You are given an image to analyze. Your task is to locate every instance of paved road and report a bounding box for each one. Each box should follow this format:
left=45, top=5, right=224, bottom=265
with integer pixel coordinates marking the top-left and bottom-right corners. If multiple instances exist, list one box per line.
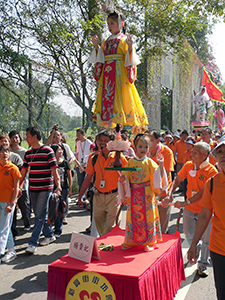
left=0, top=193, right=217, bottom=299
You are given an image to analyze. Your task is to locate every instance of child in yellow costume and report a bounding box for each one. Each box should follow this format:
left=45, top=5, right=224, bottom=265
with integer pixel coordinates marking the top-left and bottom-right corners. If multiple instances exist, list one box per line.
left=120, top=134, right=168, bottom=252
left=89, top=9, right=148, bottom=132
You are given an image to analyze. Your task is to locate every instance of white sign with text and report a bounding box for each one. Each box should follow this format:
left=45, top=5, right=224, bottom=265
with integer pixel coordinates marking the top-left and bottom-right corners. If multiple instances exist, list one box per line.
left=68, top=232, right=101, bottom=263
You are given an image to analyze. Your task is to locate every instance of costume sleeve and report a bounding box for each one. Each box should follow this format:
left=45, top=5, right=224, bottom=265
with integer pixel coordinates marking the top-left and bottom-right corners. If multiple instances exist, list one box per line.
left=200, top=178, right=213, bottom=209
left=149, top=159, right=161, bottom=194
left=94, top=62, right=104, bottom=81
left=124, top=46, right=141, bottom=67
left=89, top=42, right=105, bottom=82
left=122, top=159, right=131, bottom=182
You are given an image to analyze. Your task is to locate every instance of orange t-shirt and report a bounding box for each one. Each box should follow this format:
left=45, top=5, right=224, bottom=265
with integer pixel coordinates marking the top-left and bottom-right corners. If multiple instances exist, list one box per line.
left=85, top=152, right=127, bottom=193
left=178, top=161, right=218, bottom=213
left=174, top=140, right=187, bottom=163
left=168, top=141, right=175, bottom=153
left=200, top=171, right=225, bottom=256
left=0, top=161, right=22, bottom=203
left=152, top=144, right=174, bottom=187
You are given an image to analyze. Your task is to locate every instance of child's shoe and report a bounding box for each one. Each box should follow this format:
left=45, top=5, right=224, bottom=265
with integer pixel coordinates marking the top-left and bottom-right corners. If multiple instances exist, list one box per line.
left=144, top=245, right=155, bottom=252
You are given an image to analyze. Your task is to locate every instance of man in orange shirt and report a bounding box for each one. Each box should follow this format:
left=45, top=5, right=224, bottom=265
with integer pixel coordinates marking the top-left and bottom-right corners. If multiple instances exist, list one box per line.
left=148, top=130, right=175, bottom=233
left=164, top=142, right=218, bottom=277
left=188, top=136, right=225, bottom=298
left=201, top=127, right=217, bottom=166
left=78, top=130, right=127, bottom=236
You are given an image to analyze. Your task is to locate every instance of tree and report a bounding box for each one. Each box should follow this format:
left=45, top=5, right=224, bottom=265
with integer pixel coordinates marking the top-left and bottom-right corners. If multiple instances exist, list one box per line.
left=1, top=0, right=225, bottom=131
left=0, top=1, right=56, bottom=126
left=4, top=0, right=103, bottom=130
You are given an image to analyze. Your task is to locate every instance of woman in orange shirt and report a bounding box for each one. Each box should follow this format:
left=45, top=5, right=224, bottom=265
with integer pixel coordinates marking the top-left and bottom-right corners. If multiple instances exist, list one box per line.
left=188, top=135, right=225, bottom=300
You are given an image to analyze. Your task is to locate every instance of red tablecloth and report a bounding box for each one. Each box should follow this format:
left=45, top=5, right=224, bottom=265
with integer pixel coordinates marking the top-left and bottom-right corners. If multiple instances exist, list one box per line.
left=48, top=226, right=185, bottom=300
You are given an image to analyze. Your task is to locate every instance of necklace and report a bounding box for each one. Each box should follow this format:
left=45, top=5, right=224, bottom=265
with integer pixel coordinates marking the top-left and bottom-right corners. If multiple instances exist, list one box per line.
left=27, top=146, right=42, bottom=173
left=80, top=140, right=86, bottom=163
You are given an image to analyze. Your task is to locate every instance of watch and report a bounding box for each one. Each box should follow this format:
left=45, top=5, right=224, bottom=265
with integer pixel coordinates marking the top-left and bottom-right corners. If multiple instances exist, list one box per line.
left=186, top=199, right=191, bottom=205
left=56, top=187, right=62, bottom=192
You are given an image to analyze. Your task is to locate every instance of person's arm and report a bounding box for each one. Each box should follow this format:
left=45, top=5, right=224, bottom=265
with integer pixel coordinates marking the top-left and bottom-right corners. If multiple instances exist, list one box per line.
left=126, top=33, right=133, bottom=54
left=73, top=156, right=84, bottom=172
left=91, top=35, right=100, bottom=54
left=19, top=168, right=27, bottom=197
left=67, top=169, right=73, bottom=197
left=78, top=174, right=93, bottom=209
left=52, top=167, right=61, bottom=196
left=45, top=128, right=55, bottom=146
left=161, top=175, right=183, bottom=207
left=168, top=175, right=183, bottom=196
left=69, top=157, right=73, bottom=164
left=174, top=187, right=205, bottom=209
left=187, top=207, right=212, bottom=264
left=5, top=178, right=20, bottom=213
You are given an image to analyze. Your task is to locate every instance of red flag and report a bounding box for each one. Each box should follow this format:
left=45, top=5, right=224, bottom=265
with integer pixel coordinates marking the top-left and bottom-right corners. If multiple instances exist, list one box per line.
left=202, top=68, right=225, bottom=102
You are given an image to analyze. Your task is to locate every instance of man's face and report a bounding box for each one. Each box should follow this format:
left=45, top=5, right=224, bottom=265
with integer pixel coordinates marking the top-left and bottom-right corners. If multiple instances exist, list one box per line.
left=216, top=144, right=225, bottom=170
left=53, top=131, right=62, bottom=144
left=181, top=133, right=188, bottom=141
left=191, top=146, right=207, bottom=166
left=76, top=132, right=84, bottom=141
left=99, top=135, right=110, bottom=150
left=165, top=137, right=172, bottom=143
left=26, top=131, right=36, bottom=147
left=10, top=134, right=20, bottom=146
left=0, top=138, right=10, bottom=147
left=149, top=133, right=158, bottom=152
left=201, top=130, right=210, bottom=143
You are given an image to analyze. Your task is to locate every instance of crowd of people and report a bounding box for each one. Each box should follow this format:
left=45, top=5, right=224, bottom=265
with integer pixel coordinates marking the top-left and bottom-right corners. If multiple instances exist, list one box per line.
left=1, top=125, right=225, bottom=299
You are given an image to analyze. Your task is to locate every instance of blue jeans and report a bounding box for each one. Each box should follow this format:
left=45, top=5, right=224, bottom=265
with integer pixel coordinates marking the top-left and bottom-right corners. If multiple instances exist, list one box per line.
left=210, top=250, right=225, bottom=300
left=29, top=190, right=54, bottom=246
left=0, top=202, right=15, bottom=255
left=76, top=167, right=86, bottom=199
left=183, top=208, right=211, bottom=267
left=54, top=189, right=68, bottom=235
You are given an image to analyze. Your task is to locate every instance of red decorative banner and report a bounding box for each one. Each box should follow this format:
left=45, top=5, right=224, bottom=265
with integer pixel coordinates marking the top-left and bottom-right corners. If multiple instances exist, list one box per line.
left=202, top=68, right=225, bottom=103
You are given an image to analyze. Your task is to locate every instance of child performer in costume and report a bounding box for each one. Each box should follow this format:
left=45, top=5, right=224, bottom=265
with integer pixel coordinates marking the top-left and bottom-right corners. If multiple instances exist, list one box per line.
left=119, top=134, right=168, bottom=252
left=89, top=9, right=148, bottom=132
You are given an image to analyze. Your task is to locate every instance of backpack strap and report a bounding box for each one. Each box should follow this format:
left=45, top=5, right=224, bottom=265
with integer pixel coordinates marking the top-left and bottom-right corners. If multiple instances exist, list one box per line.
left=92, top=153, right=99, bottom=183
left=210, top=177, right=214, bottom=194
left=92, top=153, right=99, bottom=167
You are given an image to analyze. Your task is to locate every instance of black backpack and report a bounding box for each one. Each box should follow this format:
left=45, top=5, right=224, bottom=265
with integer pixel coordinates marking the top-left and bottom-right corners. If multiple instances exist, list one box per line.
left=47, top=193, right=66, bottom=225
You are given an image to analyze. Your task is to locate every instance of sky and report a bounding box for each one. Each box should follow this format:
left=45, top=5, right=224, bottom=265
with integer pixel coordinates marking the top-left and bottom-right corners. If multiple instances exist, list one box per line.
left=209, top=21, right=225, bottom=83
left=54, top=20, right=225, bottom=116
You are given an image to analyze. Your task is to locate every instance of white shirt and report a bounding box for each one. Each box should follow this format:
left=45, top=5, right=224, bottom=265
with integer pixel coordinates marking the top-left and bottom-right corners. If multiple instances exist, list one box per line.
left=62, top=143, right=75, bottom=162
left=76, top=139, right=92, bottom=167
